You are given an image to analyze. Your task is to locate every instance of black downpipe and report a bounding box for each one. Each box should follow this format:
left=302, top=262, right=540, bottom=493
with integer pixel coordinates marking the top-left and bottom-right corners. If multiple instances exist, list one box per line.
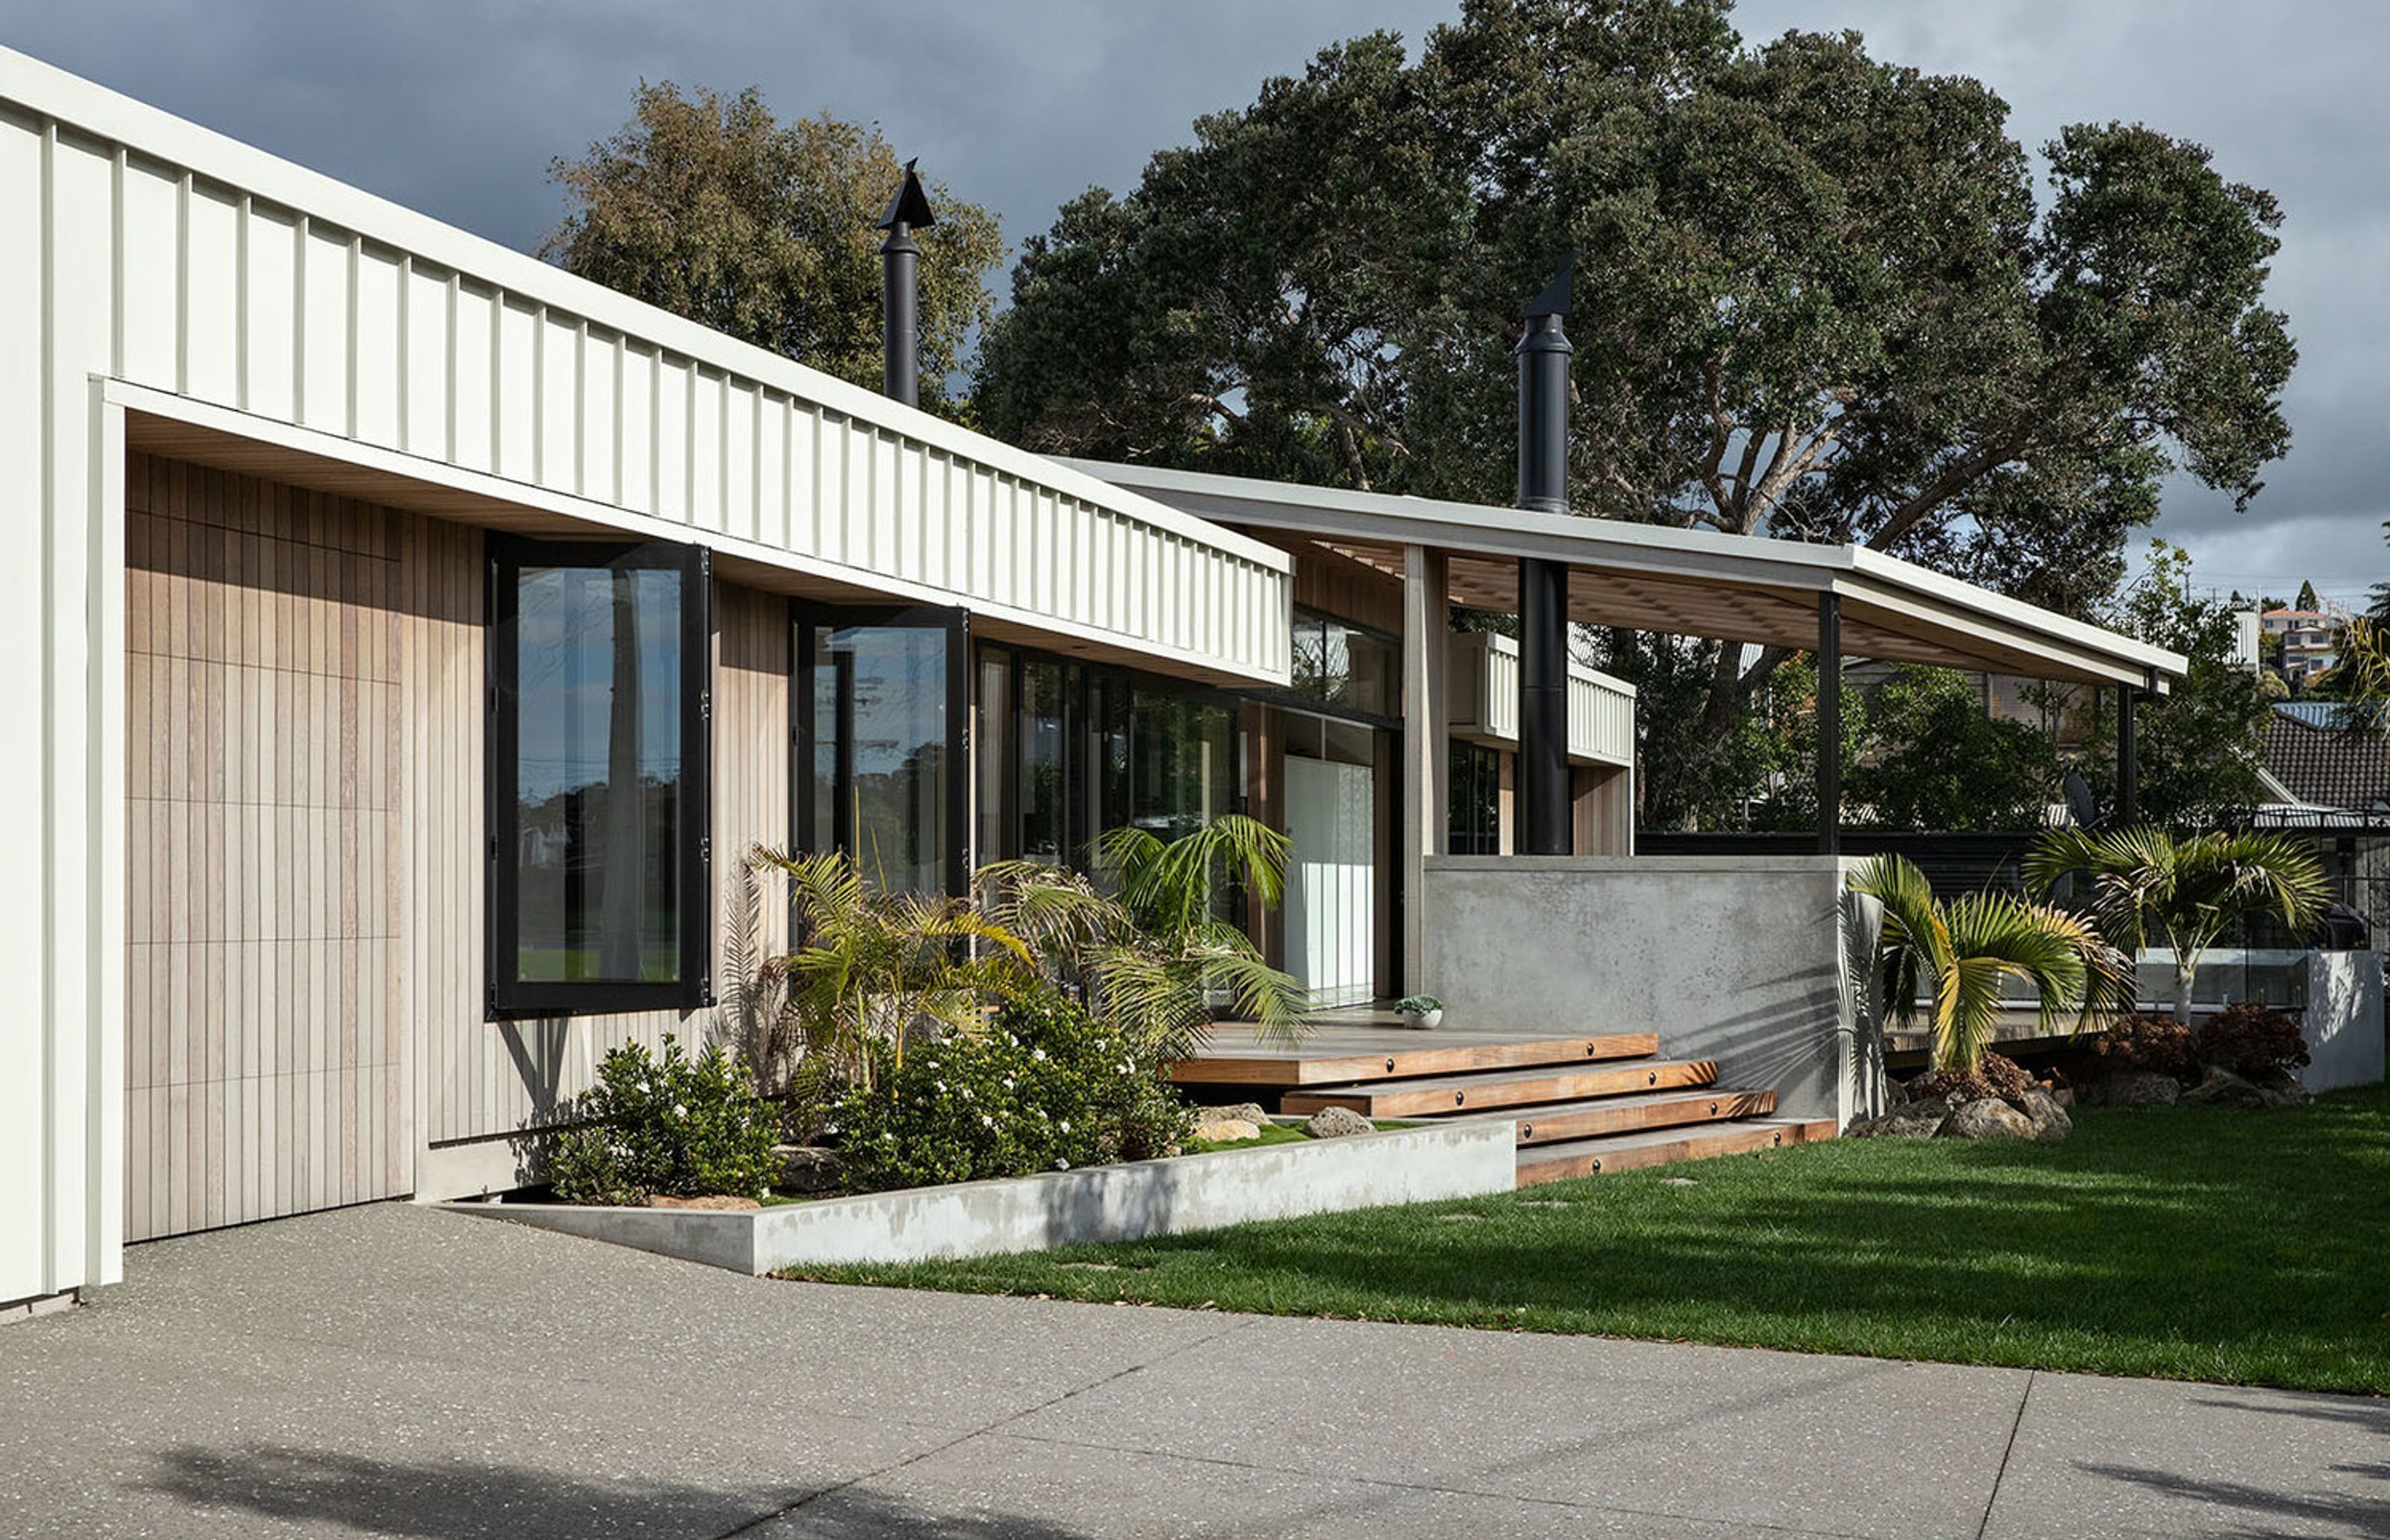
left=876, top=159, right=936, bottom=407
left=1516, top=257, right=1574, bottom=855
left=2117, top=683, right=2140, bottom=827
left=1817, top=593, right=1841, bottom=857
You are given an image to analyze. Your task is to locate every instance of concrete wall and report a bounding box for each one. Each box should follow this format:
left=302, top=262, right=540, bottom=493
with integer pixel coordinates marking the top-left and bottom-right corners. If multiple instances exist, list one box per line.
left=2304, top=951, right=2385, bottom=1093
left=1421, top=856, right=1885, bottom=1126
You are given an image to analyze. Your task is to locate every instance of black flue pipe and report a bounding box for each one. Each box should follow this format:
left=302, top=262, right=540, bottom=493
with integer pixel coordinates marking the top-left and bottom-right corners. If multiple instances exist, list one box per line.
left=1817, top=593, right=1841, bottom=856
left=1516, top=258, right=1575, bottom=855
left=876, top=160, right=936, bottom=407
left=2117, top=683, right=2140, bottom=827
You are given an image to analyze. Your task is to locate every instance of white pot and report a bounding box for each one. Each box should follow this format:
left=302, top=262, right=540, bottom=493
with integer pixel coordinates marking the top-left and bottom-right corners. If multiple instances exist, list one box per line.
left=1400, top=1008, right=1443, bottom=1031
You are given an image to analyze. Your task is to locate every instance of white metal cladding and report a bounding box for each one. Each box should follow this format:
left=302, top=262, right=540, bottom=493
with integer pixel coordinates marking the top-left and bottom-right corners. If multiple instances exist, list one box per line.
left=1448, top=633, right=1636, bottom=767
left=0, top=47, right=1294, bottom=1299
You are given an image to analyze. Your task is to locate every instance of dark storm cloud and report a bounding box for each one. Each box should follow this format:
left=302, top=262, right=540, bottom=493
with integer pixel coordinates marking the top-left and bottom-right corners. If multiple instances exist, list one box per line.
left=4, top=0, right=2376, bottom=597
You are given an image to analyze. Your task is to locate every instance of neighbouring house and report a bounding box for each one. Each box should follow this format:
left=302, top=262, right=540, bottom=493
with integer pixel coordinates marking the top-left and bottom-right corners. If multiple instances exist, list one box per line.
left=2262, top=607, right=2347, bottom=684
left=1, top=46, right=2195, bottom=1312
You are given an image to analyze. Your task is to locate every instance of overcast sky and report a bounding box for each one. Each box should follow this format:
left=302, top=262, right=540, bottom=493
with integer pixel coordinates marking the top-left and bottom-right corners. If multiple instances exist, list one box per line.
left=4, top=1, right=2378, bottom=608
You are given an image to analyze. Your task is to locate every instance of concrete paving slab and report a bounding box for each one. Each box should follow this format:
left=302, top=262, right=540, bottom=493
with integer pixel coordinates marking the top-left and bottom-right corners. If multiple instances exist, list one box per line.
left=749, top=1433, right=1806, bottom=1539
left=1984, top=1372, right=2390, bottom=1539
left=2, top=1201, right=2381, bottom=1540
left=1004, top=1310, right=2027, bottom=1538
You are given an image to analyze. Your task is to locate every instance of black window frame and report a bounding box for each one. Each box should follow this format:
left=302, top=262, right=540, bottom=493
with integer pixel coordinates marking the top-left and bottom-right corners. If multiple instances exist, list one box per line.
left=793, top=602, right=973, bottom=899
left=486, top=534, right=713, bottom=1019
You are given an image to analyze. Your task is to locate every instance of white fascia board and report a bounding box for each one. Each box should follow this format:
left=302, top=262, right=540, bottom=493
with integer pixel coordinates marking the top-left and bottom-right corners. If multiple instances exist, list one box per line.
left=1076, top=457, right=2186, bottom=689
left=0, top=45, right=1289, bottom=578
left=106, top=379, right=1289, bottom=686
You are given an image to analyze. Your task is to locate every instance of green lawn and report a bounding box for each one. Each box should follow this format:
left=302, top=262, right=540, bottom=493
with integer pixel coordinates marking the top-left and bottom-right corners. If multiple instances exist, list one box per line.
left=782, top=1084, right=2390, bottom=1394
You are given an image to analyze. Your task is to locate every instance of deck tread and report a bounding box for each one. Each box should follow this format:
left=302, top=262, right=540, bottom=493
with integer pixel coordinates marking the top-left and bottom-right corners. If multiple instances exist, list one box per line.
left=1514, top=1117, right=1837, bottom=1184
left=1281, top=1058, right=1717, bottom=1118
left=1486, top=1087, right=1778, bottom=1145
left=1173, top=1032, right=1660, bottom=1088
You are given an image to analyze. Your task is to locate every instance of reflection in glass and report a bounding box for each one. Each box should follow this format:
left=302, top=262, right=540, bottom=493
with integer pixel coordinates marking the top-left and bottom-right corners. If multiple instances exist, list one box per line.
left=1290, top=608, right=1398, bottom=716
left=1022, top=660, right=1071, bottom=863
left=975, top=649, right=1013, bottom=864
left=812, top=622, right=951, bottom=894
left=1449, top=741, right=1502, bottom=855
left=513, top=565, right=684, bottom=984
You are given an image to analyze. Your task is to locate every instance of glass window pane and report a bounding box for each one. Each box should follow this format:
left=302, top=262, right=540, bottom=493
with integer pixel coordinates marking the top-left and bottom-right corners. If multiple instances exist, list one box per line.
left=512, top=563, right=684, bottom=985
left=1022, top=660, right=1070, bottom=864
left=974, top=648, right=1013, bottom=865
left=814, top=621, right=951, bottom=894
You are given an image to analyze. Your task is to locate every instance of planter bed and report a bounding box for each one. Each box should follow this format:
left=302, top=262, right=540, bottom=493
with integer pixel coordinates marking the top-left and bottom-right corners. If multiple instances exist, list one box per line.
left=446, top=1117, right=1518, bottom=1274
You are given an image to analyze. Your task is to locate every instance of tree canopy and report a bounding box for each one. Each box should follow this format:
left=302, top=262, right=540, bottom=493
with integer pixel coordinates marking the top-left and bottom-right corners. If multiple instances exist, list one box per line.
left=977, top=0, right=2295, bottom=825
left=545, top=83, right=1003, bottom=417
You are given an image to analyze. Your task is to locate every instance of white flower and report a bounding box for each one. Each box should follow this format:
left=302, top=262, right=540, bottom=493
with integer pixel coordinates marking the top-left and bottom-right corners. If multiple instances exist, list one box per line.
left=1058, top=1119, right=1071, bottom=1133
left=982, top=1113, right=996, bottom=1128
left=1032, top=1048, right=1047, bottom=1062
left=1054, top=1159, right=1071, bottom=1171
left=1002, top=1077, right=1016, bottom=1089
left=671, top=1103, right=688, bottom=1118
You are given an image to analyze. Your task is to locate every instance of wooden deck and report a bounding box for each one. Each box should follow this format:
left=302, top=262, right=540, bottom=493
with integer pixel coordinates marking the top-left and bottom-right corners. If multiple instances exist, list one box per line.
left=1173, top=1016, right=1658, bottom=1088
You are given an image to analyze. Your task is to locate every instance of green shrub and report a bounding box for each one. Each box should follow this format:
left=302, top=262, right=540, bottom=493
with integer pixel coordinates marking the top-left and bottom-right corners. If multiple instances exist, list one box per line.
left=2086, top=1013, right=2197, bottom=1077
left=834, top=993, right=1194, bottom=1193
left=550, top=1034, right=783, bottom=1204
left=2195, top=1002, right=2310, bottom=1077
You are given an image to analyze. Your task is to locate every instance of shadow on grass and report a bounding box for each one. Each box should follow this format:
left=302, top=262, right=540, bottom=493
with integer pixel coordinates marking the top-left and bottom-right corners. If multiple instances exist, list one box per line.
left=807, top=1089, right=2390, bottom=1393
left=146, top=1444, right=1095, bottom=1540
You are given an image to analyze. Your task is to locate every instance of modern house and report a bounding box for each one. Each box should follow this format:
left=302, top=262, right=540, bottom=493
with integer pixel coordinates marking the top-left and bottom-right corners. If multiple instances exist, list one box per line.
left=1, top=46, right=2189, bottom=1313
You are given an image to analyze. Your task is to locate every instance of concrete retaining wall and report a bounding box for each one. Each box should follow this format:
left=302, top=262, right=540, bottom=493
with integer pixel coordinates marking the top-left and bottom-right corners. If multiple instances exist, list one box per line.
left=451, top=1118, right=1520, bottom=1274
left=1422, top=855, right=1885, bottom=1126
left=2304, top=951, right=2385, bottom=1092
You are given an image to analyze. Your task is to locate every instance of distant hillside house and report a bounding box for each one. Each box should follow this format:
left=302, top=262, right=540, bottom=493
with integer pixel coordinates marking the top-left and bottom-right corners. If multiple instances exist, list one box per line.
left=2261, top=607, right=2348, bottom=684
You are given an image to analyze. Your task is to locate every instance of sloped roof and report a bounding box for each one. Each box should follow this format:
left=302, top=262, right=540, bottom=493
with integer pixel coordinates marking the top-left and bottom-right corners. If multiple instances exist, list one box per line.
left=2264, top=706, right=2390, bottom=812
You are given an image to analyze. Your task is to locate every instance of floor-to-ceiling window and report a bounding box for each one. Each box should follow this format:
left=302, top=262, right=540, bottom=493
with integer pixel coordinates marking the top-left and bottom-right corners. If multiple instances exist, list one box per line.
left=489, top=538, right=710, bottom=1013
left=800, top=607, right=967, bottom=896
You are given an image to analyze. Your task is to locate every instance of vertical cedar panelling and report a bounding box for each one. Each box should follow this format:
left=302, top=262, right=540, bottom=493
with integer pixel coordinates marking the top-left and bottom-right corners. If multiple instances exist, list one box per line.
left=124, top=452, right=407, bottom=1240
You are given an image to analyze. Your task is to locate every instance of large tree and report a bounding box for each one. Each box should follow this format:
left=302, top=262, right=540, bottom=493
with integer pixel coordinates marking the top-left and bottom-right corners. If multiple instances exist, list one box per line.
left=978, top=0, right=2295, bottom=826
left=546, top=83, right=1002, bottom=417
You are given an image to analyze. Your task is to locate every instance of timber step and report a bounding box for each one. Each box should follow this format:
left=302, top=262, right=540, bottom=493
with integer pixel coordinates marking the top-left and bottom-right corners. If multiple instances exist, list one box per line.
left=1514, top=1118, right=1838, bottom=1185
left=1496, top=1087, right=1777, bottom=1146
left=1172, top=1032, right=1658, bottom=1088
left=1281, top=1058, right=1718, bottom=1119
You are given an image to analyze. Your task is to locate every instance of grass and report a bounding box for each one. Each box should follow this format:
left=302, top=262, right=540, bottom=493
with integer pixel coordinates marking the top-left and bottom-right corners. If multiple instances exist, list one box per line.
left=781, top=1084, right=2390, bottom=1394
left=1183, top=1122, right=1313, bottom=1154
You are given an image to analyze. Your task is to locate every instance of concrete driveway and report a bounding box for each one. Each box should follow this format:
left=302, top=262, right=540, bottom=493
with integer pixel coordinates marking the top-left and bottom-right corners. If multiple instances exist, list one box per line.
left=0, top=1204, right=2381, bottom=1539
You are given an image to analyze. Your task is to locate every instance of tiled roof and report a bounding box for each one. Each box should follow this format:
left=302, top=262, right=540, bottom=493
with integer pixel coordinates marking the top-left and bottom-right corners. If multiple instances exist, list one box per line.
left=2264, top=706, right=2390, bottom=811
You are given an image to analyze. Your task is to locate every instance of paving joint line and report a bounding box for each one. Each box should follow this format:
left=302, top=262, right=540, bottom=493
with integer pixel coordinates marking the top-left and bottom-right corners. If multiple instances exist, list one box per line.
left=988, top=1426, right=1893, bottom=1540
left=706, top=1318, right=1260, bottom=1539
left=1975, top=1368, right=2036, bottom=1540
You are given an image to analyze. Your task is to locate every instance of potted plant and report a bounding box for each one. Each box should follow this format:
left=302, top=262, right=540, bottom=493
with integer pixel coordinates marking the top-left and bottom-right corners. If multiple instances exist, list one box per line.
left=1396, top=994, right=1443, bottom=1031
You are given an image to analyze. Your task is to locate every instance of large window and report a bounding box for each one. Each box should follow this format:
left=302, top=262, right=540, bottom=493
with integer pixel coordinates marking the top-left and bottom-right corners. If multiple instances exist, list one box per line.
left=800, top=607, right=967, bottom=896
left=1450, top=741, right=1502, bottom=855
left=1290, top=608, right=1400, bottom=719
left=490, top=539, right=710, bottom=1015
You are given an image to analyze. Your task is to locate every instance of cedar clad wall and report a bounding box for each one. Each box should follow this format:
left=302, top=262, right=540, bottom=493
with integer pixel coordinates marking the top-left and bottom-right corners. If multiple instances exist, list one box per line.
left=125, top=453, right=412, bottom=1239
left=128, top=453, right=792, bottom=1236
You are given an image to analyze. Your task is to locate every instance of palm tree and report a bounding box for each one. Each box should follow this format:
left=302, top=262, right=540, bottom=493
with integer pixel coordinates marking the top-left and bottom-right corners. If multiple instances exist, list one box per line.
left=1850, top=855, right=2123, bottom=1076
left=745, top=847, right=1035, bottom=1094
left=980, top=813, right=1311, bottom=1061
left=2024, top=828, right=2327, bottom=1021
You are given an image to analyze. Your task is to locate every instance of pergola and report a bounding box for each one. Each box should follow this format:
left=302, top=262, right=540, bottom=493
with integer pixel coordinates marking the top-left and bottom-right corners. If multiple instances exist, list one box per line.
left=1072, top=458, right=2190, bottom=850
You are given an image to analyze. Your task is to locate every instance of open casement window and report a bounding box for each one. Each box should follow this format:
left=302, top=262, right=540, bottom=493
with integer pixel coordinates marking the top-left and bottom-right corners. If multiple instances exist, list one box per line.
left=489, top=537, right=711, bottom=1016
left=796, top=605, right=970, bottom=898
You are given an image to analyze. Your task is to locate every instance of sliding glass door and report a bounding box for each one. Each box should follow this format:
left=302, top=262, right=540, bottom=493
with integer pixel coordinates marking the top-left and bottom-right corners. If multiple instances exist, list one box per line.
left=798, top=606, right=968, bottom=896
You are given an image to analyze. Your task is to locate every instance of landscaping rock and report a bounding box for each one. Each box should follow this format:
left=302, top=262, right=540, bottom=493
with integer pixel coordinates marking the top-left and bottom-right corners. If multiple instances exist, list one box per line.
left=1845, top=1107, right=1946, bottom=1139
left=2009, top=1088, right=2072, bottom=1143
left=2088, top=1069, right=2182, bottom=1108
left=1198, top=1102, right=1271, bottom=1128
left=2183, top=1065, right=2269, bottom=1109
left=2251, top=1067, right=2314, bottom=1109
left=775, top=1145, right=846, bottom=1194
left=1304, top=1106, right=1375, bottom=1139
left=2048, top=1085, right=2076, bottom=1109
left=1191, top=1117, right=1261, bottom=1143
left=1938, top=1098, right=2036, bottom=1140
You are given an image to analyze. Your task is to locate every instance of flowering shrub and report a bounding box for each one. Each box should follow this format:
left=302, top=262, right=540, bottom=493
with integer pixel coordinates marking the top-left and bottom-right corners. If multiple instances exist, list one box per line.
left=549, top=1034, right=783, bottom=1204
left=2195, top=1003, right=2310, bottom=1078
left=833, top=993, right=1193, bottom=1193
left=2085, top=1014, right=2197, bottom=1077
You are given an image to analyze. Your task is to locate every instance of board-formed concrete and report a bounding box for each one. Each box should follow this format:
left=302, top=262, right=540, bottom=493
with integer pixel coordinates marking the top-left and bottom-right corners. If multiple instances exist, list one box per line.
left=451, top=1118, right=1519, bottom=1272
left=1, top=1204, right=2379, bottom=1539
